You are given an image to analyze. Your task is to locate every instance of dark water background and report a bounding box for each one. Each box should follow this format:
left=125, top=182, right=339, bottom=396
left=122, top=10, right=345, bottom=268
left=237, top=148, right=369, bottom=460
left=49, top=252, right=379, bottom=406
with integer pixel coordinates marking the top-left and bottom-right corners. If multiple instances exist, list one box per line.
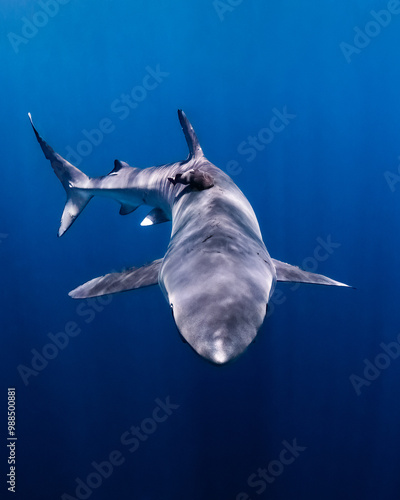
left=2, top=1, right=400, bottom=499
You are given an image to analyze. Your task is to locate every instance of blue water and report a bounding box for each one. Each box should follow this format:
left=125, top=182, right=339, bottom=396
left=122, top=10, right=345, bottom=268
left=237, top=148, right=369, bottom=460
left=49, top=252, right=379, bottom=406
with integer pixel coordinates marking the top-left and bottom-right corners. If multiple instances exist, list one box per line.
left=2, top=1, right=400, bottom=499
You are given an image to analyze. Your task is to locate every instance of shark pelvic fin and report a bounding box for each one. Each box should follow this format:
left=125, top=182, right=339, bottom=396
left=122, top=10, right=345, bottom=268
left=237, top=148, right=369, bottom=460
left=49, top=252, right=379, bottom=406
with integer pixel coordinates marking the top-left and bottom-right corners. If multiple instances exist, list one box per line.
left=29, top=113, right=92, bottom=237
left=178, top=109, right=203, bottom=159
left=272, top=258, right=350, bottom=287
left=119, top=203, right=139, bottom=216
left=140, top=207, right=170, bottom=226
left=69, top=259, right=163, bottom=299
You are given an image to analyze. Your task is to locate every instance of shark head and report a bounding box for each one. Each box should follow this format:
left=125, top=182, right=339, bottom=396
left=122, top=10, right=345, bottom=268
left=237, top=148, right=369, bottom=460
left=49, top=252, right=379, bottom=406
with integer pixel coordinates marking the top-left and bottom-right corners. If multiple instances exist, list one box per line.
left=170, top=286, right=269, bottom=365
left=165, top=256, right=274, bottom=365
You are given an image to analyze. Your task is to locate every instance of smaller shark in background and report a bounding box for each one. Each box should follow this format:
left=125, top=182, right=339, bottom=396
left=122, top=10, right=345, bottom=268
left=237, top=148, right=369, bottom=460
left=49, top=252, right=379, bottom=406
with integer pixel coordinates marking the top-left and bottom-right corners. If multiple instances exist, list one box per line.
left=29, top=110, right=349, bottom=365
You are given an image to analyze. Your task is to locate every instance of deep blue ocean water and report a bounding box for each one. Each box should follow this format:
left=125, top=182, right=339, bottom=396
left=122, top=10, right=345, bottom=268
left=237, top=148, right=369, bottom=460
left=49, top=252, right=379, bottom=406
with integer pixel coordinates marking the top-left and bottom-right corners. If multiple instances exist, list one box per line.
left=2, top=1, right=400, bottom=499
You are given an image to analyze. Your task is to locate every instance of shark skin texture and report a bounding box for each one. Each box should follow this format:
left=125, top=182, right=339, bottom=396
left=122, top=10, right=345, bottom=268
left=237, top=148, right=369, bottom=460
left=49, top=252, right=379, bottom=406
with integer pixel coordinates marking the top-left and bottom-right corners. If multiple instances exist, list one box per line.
left=29, top=110, right=350, bottom=365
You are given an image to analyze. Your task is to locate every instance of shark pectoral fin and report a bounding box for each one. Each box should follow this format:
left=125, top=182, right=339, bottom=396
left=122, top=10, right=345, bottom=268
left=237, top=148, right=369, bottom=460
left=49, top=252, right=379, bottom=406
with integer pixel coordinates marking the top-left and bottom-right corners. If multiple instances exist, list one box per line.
left=272, top=258, right=351, bottom=287
left=140, top=207, right=170, bottom=226
left=69, top=259, right=163, bottom=299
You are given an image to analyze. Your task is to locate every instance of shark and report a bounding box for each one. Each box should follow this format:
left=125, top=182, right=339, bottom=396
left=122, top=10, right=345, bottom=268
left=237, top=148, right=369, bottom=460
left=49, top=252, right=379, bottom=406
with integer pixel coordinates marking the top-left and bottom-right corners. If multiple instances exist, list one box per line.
left=29, top=110, right=349, bottom=365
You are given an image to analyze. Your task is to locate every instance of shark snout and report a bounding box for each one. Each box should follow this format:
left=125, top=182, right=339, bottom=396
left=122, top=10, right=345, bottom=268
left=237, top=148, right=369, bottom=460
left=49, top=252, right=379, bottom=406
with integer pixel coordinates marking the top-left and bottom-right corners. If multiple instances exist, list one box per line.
left=166, top=273, right=269, bottom=365
left=195, top=328, right=256, bottom=365
left=170, top=293, right=263, bottom=365
left=203, top=339, right=235, bottom=365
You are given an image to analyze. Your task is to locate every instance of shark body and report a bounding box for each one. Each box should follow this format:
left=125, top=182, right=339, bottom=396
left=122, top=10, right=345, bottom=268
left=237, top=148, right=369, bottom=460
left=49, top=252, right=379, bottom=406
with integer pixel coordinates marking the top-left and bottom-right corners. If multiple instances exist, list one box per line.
left=30, top=110, right=349, bottom=365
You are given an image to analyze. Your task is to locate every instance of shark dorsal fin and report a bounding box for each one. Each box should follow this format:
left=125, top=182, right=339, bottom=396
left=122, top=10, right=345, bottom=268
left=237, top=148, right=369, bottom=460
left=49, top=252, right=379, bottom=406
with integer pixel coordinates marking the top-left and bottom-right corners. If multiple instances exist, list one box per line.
left=178, top=109, right=203, bottom=160
left=112, top=159, right=125, bottom=173
left=108, top=159, right=131, bottom=175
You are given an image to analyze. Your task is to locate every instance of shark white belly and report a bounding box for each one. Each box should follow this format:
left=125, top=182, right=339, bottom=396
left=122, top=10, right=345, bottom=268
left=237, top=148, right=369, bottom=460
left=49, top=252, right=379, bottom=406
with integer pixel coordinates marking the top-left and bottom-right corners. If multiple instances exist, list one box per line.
left=29, top=110, right=350, bottom=365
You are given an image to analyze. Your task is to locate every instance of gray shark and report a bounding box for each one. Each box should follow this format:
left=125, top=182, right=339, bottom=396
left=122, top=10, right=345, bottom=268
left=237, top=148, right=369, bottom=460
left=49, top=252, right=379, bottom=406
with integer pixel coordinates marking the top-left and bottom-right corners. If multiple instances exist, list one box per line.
left=29, top=110, right=349, bottom=365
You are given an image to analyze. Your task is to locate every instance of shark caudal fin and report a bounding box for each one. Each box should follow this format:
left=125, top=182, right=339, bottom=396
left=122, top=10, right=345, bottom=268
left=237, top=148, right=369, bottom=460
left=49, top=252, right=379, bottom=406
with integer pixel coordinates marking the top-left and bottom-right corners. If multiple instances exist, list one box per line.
left=178, top=110, right=203, bottom=160
left=272, top=258, right=351, bottom=287
left=29, top=113, right=92, bottom=237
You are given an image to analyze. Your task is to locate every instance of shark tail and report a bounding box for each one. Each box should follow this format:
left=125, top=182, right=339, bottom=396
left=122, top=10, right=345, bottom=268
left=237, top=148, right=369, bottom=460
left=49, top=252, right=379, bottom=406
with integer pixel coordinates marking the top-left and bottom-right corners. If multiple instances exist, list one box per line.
left=29, top=113, right=93, bottom=237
